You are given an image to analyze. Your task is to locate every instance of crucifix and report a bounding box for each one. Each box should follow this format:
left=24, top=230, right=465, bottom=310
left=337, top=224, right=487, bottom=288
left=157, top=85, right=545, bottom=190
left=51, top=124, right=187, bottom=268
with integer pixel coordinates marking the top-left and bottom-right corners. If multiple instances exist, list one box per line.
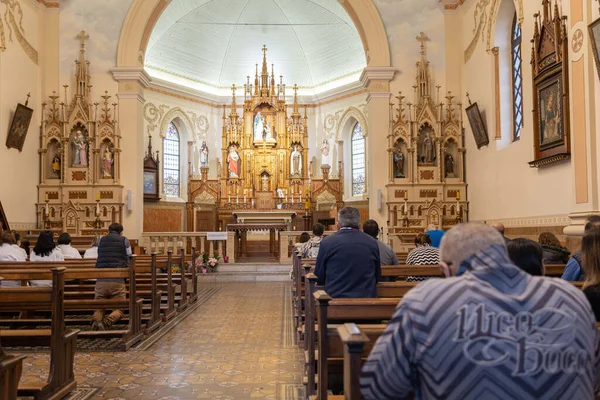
left=416, top=31, right=429, bottom=55
left=261, top=173, right=269, bottom=192
left=76, top=30, right=89, bottom=52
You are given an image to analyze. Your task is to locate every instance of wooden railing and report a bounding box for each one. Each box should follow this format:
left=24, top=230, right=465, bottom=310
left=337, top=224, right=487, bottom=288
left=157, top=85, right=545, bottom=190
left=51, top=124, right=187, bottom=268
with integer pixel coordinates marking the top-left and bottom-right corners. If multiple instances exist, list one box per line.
left=141, top=232, right=235, bottom=263
left=279, top=231, right=337, bottom=263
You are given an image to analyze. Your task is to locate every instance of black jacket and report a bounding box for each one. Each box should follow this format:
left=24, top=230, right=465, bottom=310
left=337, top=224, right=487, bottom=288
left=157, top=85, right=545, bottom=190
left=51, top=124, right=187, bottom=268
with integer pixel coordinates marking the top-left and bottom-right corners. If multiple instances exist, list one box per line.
left=583, top=283, right=600, bottom=322
left=541, top=244, right=571, bottom=265
left=314, top=229, right=381, bottom=298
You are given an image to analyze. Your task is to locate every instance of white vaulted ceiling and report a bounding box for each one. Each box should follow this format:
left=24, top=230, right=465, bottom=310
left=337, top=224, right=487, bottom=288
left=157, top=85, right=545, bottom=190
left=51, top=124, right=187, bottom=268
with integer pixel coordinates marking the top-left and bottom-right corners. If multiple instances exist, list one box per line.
left=145, top=0, right=366, bottom=96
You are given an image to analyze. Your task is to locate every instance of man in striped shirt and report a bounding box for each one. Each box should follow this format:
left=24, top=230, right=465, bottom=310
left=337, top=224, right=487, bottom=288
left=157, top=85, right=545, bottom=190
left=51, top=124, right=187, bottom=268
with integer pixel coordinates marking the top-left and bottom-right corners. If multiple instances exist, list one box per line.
left=361, top=223, right=600, bottom=400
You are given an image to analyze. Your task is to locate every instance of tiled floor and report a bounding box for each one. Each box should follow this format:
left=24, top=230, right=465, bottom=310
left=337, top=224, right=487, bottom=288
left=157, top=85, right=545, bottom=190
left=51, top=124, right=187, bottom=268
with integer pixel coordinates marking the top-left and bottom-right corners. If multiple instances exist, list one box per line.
left=18, top=282, right=304, bottom=399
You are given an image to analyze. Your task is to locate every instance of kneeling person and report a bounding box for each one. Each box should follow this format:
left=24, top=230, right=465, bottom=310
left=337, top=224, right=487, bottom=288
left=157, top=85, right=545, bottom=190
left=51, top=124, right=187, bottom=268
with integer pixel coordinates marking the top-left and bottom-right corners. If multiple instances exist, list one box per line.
left=93, top=223, right=132, bottom=330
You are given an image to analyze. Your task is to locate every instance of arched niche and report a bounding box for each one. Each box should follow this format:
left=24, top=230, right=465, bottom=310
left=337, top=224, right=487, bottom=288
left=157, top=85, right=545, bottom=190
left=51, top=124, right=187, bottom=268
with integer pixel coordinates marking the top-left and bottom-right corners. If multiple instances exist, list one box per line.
left=417, top=123, right=436, bottom=166
left=336, top=107, right=368, bottom=200
left=443, top=138, right=459, bottom=179
left=69, top=122, right=89, bottom=168
left=46, top=139, right=62, bottom=180
left=159, top=108, right=193, bottom=200
left=100, top=139, right=115, bottom=180
left=392, top=138, right=408, bottom=179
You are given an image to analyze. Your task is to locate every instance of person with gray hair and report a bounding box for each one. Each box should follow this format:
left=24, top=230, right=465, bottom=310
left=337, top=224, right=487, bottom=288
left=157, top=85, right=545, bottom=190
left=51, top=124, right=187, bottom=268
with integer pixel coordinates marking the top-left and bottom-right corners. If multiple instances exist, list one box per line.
left=362, top=223, right=600, bottom=399
left=314, top=207, right=381, bottom=298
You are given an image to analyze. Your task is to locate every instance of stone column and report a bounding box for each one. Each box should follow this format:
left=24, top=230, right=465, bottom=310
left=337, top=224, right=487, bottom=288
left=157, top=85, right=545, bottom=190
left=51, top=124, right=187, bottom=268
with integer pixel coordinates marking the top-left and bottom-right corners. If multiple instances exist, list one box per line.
left=564, top=1, right=600, bottom=236
left=111, top=67, right=150, bottom=241
left=360, top=67, right=396, bottom=227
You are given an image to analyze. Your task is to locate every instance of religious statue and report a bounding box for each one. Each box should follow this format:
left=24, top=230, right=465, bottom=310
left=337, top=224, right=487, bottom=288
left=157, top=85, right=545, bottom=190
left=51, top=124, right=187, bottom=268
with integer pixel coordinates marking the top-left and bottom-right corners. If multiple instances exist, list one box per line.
left=444, top=151, right=455, bottom=178
left=261, top=173, right=269, bottom=191
left=72, top=130, right=88, bottom=167
left=200, top=141, right=209, bottom=167
left=290, top=145, right=302, bottom=176
left=253, top=112, right=265, bottom=141
left=277, top=188, right=284, bottom=198
left=419, top=131, right=436, bottom=164
left=51, top=153, right=61, bottom=178
left=321, top=138, right=331, bottom=165
left=102, top=146, right=114, bottom=178
left=227, top=146, right=240, bottom=178
left=393, top=149, right=405, bottom=178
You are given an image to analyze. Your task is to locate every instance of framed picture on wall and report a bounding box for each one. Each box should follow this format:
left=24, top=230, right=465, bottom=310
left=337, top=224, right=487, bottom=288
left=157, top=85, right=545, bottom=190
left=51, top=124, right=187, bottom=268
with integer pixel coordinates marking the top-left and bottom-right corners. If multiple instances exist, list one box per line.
left=537, top=74, right=565, bottom=151
left=590, top=17, right=600, bottom=82
left=6, top=103, right=33, bottom=152
left=465, top=102, right=489, bottom=149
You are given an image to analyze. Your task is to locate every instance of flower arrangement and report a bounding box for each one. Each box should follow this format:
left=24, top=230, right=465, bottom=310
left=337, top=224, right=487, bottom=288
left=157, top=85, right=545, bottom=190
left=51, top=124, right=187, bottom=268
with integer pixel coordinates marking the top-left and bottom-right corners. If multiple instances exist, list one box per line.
left=207, top=257, right=219, bottom=271
left=198, top=252, right=220, bottom=272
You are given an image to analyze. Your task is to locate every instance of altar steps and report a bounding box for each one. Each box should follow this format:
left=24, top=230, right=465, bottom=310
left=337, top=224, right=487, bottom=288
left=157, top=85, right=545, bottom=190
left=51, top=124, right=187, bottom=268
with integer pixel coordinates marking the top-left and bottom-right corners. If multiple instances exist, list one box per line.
left=196, top=263, right=291, bottom=282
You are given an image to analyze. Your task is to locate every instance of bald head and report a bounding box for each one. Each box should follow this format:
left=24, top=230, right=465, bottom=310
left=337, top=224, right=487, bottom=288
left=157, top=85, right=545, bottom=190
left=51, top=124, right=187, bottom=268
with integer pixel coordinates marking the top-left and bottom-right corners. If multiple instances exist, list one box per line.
left=440, top=223, right=507, bottom=276
left=491, top=222, right=505, bottom=235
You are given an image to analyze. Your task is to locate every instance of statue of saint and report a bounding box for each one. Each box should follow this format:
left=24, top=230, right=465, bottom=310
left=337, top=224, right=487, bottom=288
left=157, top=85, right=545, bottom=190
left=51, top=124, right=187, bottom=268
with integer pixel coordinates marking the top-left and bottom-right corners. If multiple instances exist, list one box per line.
left=102, top=146, right=113, bottom=178
left=199, top=141, right=209, bottom=167
left=227, top=146, right=240, bottom=178
left=321, top=138, right=330, bottom=165
left=444, top=151, right=455, bottom=178
left=72, top=130, right=88, bottom=166
left=291, top=145, right=302, bottom=176
left=277, top=188, right=285, bottom=198
left=253, top=112, right=265, bottom=141
left=393, top=150, right=405, bottom=178
left=261, top=174, right=269, bottom=191
left=420, top=132, right=435, bottom=164
left=51, top=153, right=61, bottom=178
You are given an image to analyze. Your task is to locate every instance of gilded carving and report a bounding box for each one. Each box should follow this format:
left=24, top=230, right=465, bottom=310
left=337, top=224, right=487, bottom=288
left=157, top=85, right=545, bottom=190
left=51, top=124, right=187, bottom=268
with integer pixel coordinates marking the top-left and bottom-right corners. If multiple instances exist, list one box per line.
left=394, top=190, right=407, bottom=198
left=68, top=191, right=87, bottom=199
left=47, top=191, right=59, bottom=200
left=100, top=191, right=113, bottom=199
left=420, top=170, right=435, bottom=180
left=71, top=171, right=86, bottom=181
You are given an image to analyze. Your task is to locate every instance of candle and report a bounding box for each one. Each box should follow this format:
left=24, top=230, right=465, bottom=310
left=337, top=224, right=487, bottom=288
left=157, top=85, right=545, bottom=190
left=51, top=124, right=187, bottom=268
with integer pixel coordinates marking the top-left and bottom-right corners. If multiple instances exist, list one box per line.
left=285, top=196, right=288, bottom=203
left=96, top=193, right=101, bottom=201
left=404, top=191, right=408, bottom=200
left=244, top=195, right=247, bottom=202
left=96, top=200, right=100, bottom=215
left=228, top=195, right=231, bottom=203
left=45, top=200, right=49, bottom=214
left=292, top=196, right=294, bottom=204
left=251, top=199, right=255, bottom=208
left=236, top=196, right=239, bottom=204
left=45, top=193, right=48, bottom=201
left=456, top=192, right=460, bottom=201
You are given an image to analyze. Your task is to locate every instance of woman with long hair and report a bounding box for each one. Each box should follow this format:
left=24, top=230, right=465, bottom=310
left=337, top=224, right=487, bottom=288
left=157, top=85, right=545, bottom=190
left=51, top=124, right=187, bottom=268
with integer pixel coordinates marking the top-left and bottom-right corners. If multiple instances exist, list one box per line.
left=507, top=238, right=544, bottom=276
left=581, top=227, right=600, bottom=321
left=538, top=232, right=570, bottom=264
left=30, top=230, right=64, bottom=286
left=84, top=235, right=101, bottom=259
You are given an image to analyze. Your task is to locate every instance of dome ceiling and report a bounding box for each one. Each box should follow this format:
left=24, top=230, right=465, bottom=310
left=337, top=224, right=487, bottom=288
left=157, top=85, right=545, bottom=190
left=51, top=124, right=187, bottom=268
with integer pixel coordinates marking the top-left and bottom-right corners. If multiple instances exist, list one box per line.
left=145, top=0, right=366, bottom=95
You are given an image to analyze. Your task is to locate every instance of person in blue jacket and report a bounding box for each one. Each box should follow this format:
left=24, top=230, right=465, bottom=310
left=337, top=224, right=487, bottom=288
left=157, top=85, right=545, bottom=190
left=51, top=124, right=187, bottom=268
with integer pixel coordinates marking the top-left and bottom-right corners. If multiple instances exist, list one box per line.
left=562, top=215, right=600, bottom=281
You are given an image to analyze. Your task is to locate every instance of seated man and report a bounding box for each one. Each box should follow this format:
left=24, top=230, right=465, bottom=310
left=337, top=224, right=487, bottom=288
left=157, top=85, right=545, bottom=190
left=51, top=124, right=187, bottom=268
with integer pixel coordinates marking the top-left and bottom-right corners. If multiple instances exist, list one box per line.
left=425, top=223, right=445, bottom=248
left=361, top=223, right=600, bottom=400
left=315, top=207, right=380, bottom=298
left=57, top=232, right=82, bottom=259
left=362, top=219, right=399, bottom=265
left=562, top=215, right=600, bottom=281
left=300, top=223, right=325, bottom=259
left=93, top=223, right=132, bottom=330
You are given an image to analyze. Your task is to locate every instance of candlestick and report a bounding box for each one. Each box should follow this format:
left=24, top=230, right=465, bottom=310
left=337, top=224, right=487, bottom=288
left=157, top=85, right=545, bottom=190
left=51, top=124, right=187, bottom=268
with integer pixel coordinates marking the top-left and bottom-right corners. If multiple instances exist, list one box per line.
left=456, top=192, right=460, bottom=201
left=45, top=193, right=48, bottom=201
left=96, top=199, right=100, bottom=215
left=285, top=196, right=288, bottom=203
left=300, top=194, right=302, bottom=203
left=244, top=195, right=247, bottom=202
left=45, top=199, right=49, bottom=214
left=236, top=196, right=239, bottom=204
left=228, top=195, right=231, bottom=203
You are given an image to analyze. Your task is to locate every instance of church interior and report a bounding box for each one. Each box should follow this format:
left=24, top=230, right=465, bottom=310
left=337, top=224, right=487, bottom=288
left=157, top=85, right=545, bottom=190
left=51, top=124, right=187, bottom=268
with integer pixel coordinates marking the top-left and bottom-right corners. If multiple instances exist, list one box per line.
left=0, top=0, right=599, bottom=398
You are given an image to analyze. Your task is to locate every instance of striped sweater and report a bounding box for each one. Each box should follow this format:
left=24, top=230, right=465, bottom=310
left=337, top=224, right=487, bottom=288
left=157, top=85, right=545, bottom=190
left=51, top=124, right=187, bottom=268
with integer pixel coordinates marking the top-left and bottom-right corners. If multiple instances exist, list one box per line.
left=361, top=244, right=600, bottom=400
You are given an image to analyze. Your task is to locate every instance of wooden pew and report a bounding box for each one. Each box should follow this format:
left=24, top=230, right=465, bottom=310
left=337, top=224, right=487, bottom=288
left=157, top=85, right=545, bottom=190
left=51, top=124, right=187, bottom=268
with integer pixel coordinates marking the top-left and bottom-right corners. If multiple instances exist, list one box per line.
left=0, top=267, right=78, bottom=400
left=311, top=291, right=398, bottom=400
left=0, top=347, right=26, bottom=400
left=0, top=261, right=143, bottom=351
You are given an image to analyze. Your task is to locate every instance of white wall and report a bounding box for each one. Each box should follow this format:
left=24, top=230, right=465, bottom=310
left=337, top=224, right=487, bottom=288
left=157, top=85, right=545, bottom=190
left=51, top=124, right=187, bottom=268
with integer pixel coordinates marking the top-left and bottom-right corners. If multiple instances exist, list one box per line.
left=0, top=0, right=45, bottom=229
left=457, top=0, right=573, bottom=222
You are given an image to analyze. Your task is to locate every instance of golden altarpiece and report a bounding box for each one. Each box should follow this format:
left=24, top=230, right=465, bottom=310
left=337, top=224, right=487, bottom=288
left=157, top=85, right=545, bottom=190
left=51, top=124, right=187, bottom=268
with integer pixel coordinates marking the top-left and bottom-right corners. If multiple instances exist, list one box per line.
left=386, top=33, right=468, bottom=252
left=186, top=47, right=342, bottom=240
left=36, top=32, right=123, bottom=235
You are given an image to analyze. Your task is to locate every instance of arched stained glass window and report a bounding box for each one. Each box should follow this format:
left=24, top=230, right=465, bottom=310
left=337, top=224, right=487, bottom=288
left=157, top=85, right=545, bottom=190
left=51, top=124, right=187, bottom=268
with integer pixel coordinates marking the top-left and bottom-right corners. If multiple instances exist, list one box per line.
left=511, top=12, right=523, bottom=141
left=351, top=122, right=366, bottom=196
left=163, top=122, right=180, bottom=197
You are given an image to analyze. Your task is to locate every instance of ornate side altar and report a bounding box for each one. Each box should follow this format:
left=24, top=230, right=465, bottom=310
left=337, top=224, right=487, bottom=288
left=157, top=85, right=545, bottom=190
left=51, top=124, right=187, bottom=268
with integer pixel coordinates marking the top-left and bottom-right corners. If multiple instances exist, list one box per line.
left=386, top=33, right=468, bottom=252
left=36, top=32, right=123, bottom=235
left=186, top=47, right=343, bottom=234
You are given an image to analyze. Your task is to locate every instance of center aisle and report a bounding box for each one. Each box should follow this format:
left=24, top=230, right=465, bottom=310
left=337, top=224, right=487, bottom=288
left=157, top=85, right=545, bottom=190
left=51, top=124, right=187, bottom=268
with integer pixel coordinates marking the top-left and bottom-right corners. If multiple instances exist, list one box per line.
left=23, top=282, right=304, bottom=399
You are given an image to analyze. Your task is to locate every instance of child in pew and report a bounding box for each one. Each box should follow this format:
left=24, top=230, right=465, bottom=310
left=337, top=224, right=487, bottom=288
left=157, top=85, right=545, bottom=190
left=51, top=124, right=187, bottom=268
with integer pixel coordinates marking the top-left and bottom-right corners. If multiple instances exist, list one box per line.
left=0, top=230, right=27, bottom=286
left=30, top=230, right=64, bottom=286
left=57, top=232, right=82, bottom=259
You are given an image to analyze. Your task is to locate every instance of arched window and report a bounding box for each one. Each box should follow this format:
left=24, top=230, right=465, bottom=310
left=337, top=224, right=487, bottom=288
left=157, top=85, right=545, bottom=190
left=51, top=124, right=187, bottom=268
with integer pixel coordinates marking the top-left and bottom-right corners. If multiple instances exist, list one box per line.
left=511, top=12, right=523, bottom=141
left=351, top=122, right=366, bottom=196
left=163, top=122, right=180, bottom=197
